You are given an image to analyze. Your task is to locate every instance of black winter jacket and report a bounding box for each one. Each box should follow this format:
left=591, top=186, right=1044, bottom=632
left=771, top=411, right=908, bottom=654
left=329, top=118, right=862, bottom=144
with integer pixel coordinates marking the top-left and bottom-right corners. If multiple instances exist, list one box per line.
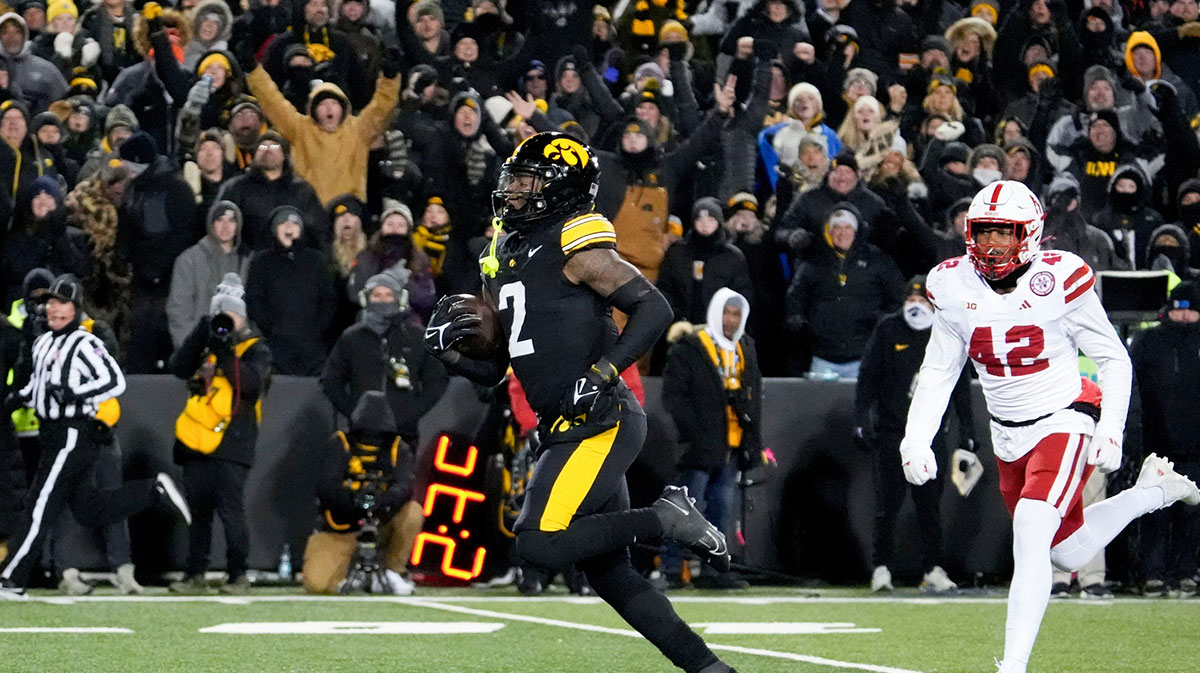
left=117, top=156, right=201, bottom=297
left=215, top=165, right=329, bottom=252
left=656, top=229, right=754, bottom=324
left=662, top=329, right=763, bottom=471
left=319, top=315, right=449, bottom=445
left=245, top=242, right=336, bottom=376
left=785, top=239, right=905, bottom=364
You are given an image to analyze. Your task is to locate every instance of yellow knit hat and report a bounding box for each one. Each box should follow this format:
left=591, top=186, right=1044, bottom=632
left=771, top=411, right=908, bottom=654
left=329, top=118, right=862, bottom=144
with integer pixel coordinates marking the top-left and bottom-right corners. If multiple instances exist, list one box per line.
left=197, top=52, right=233, bottom=77
left=47, top=0, right=78, bottom=23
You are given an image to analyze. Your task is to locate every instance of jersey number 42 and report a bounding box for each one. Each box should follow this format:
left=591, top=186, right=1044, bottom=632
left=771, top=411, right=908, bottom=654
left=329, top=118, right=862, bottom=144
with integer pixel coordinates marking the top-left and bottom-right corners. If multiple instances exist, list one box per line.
left=968, top=325, right=1048, bottom=377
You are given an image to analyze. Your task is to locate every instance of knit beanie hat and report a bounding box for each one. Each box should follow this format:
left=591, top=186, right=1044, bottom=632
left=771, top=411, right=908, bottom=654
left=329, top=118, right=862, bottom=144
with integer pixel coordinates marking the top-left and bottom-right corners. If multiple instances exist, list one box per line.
left=105, top=104, right=138, bottom=134
left=726, top=191, right=758, bottom=217
left=328, top=193, right=365, bottom=222
left=118, top=130, right=157, bottom=165
left=692, top=196, right=725, bottom=228
left=380, top=198, right=413, bottom=228
left=364, top=272, right=402, bottom=296
left=827, top=205, right=859, bottom=231
left=268, top=205, right=305, bottom=233
left=207, top=199, right=242, bottom=230
left=210, top=272, right=247, bottom=317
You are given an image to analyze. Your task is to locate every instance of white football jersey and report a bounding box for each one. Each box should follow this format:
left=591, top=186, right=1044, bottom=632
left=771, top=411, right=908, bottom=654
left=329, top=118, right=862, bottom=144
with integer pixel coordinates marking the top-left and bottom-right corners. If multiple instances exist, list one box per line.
left=902, top=250, right=1132, bottom=462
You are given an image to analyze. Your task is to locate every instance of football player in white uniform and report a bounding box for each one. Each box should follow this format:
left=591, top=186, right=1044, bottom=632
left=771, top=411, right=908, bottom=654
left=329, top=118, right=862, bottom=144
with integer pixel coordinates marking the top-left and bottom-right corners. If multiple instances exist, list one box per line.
left=900, top=181, right=1200, bottom=673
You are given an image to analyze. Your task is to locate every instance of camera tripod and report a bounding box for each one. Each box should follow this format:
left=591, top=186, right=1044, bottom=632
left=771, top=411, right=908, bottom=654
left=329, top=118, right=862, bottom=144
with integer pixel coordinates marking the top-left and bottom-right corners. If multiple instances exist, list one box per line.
left=341, top=518, right=392, bottom=594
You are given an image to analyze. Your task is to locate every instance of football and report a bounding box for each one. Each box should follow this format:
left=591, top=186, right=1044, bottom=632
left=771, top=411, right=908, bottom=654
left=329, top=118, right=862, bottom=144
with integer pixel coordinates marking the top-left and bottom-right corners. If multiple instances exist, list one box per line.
left=453, top=293, right=502, bottom=359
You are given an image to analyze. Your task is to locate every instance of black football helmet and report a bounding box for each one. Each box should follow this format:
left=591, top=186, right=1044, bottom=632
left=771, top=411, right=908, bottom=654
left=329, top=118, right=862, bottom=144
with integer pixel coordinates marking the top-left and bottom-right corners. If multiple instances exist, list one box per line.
left=491, top=132, right=601, bottom=231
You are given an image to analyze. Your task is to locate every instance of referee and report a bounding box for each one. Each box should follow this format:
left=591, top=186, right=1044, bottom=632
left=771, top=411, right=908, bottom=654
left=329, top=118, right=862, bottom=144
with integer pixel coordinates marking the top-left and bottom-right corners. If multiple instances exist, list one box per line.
left=0, top=275, right=191, bottom=599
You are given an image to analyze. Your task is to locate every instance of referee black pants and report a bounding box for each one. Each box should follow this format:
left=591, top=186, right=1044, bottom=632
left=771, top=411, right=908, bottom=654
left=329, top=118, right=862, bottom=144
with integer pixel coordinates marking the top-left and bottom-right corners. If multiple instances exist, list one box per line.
left=0, top=420, right=159, bottom=588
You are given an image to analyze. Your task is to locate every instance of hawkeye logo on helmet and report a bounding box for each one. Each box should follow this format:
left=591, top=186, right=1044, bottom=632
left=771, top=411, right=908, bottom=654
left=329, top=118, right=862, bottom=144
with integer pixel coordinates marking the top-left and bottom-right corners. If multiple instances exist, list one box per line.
left=543, top=138, right=590, bottom=167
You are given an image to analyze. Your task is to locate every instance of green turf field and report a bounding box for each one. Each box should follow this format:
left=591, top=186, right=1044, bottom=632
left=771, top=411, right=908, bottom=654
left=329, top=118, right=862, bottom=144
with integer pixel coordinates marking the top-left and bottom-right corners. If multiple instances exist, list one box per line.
left=0, top=586, right=1196, bottom=673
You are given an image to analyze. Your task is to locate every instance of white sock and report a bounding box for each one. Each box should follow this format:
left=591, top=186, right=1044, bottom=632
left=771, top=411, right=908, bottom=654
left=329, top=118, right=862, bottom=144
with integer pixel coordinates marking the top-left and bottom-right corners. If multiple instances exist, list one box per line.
left=1050, top=486, right=1162, bottom=572
left=1003, top=498, right=1061, bottom=673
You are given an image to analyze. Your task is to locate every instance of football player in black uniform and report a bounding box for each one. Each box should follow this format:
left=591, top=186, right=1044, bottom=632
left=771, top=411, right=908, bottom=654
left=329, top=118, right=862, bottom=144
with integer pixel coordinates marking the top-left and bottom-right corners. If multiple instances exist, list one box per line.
left=425, top=132, right=739, bottom=673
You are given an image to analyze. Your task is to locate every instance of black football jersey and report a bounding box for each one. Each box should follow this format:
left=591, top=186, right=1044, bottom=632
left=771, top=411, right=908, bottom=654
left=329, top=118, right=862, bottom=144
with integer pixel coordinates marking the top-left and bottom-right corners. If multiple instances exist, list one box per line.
left=484, top=212, right=620, bottom=419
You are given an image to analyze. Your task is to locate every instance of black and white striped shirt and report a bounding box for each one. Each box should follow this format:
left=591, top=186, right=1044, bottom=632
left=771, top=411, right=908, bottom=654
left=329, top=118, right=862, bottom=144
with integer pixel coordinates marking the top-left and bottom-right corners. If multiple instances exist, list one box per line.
left=19, top=326, right=125, bottom=421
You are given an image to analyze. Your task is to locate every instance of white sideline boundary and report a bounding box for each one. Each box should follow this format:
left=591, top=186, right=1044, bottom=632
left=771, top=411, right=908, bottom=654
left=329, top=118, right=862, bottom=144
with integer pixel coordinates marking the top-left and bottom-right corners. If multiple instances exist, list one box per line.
left=409, top=599, right=925, bottom=673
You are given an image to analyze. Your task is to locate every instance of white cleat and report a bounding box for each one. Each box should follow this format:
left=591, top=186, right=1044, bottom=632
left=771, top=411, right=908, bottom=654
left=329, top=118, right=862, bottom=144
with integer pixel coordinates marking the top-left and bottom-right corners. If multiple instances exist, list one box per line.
left=921, top=565, right=958, bottom=593
left=995, top=657, right=1025, bottom=673
left=870, top=565, right=893, bottom=592
left=370, top=569, right=415, bottom=596
left=1136, top=454, right=1200, bottom=506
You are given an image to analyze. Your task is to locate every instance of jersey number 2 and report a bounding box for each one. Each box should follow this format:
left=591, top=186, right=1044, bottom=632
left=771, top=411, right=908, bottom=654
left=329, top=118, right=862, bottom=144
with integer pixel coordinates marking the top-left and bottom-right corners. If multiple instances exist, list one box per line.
left=498, top=282, right=535, bottom=358
left=968, top=325, right=1048, bottom=377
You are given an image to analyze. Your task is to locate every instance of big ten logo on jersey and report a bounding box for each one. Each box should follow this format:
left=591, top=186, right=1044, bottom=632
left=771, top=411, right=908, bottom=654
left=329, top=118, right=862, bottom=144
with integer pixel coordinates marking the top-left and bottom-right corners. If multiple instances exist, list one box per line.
left=543, top=137, right=590, bottom=166
left=411, top=435, right=490, bottom=582
left=968, top=325, right=1048, bottom=377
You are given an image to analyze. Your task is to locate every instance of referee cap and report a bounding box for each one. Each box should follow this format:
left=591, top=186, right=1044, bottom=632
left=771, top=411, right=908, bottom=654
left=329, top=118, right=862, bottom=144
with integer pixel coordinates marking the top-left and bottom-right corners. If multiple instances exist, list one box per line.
left=47, top=274, right=83, bottom=305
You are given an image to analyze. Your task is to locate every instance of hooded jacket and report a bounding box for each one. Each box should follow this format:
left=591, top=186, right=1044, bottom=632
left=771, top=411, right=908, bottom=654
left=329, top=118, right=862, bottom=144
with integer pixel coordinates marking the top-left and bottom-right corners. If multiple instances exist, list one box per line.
left=1092, top=163, right=1165, bottom=269
left=166, top=200, right=250, bottom=347
left=0, top=177, right=81, bottom=308
left=1123, top=30, right=1199, bottom=118
left=1041, top=173, right=1124, bottom=272
left=261, top=2, right=371, bottom=110
left=0, top=13, right=68, bottom=113
left=1131, top=289, right=1200, bottom=458
left=79, top=0, right=138, bottom=83
left=662, top=288, right=762, bottom=470
left=183, top=0, right=233, bottom=71
left=0, top=103, right=59, bottom=225
left=1176, top=179, right=1200, bottom=269
left=215, top=160, right=329, bottom=252
left=247, top=64, right=399, bottom=204
left=1142, top=223, right=1199, bottom=281
left=785, top=202, right=905, bottom=364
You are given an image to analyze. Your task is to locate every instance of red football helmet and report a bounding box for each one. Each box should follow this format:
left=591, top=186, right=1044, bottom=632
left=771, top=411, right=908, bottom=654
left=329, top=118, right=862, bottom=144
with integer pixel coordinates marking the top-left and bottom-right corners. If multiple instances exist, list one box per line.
left=965, top=180, right=1045, bottom=280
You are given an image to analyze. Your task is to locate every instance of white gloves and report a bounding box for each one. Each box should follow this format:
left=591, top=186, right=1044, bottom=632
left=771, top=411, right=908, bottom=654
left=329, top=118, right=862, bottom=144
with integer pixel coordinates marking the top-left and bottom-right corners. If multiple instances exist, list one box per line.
left=81, top=40, right=101, bottom=68
left=934, top=120, right=965, bottom=141
left=55, top=32, right=74, bottom=60
left=1086, top=431, right=1122, bottom=473
left=900, top=438, right=938, bottom=486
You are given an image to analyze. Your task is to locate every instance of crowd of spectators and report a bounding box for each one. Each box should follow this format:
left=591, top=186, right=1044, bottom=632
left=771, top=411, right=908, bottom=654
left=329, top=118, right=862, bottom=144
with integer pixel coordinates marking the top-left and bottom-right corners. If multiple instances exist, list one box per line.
left=0, top=0, right=1193, bottom=377
left=0, top=0, right=1198, bottom=592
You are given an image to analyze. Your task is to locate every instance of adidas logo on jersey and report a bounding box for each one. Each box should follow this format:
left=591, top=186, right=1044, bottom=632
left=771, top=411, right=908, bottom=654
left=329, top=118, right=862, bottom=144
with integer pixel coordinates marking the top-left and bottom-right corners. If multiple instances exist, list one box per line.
left=1019, top=300, right=1032, bottom=310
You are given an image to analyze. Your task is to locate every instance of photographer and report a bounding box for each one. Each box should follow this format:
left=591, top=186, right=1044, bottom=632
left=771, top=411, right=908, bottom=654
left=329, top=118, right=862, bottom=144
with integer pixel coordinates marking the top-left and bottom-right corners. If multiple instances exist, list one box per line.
left=167, top=273, right=272, bottom=596
left=660, top=289, right=762, bottom=590
left=302, top=391, right=415, bottom=595
left=320, top=272, right=447, bottom=448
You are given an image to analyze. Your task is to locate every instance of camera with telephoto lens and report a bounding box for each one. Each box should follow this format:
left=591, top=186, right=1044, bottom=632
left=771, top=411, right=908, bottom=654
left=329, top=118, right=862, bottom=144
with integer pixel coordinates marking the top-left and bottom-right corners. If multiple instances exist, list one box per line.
left=209, top=313, right=236, bottom=347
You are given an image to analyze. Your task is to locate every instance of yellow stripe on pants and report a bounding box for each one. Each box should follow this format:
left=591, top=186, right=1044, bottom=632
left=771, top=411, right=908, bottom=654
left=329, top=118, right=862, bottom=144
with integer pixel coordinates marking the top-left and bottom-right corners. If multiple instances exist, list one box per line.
left=538, top=422, right=621, bottom=532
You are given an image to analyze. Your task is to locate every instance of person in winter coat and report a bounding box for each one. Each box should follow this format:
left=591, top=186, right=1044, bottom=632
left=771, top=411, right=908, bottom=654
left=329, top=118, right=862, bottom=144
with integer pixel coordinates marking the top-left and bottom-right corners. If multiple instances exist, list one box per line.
left=30, top=112, right=77, bottom=189
left=1130, top=281, right=1200, bottom=596
left=1064, top=108, right=1159, bottom=219
left=785, top=202, right=904, bottom=378
left=260, top=0, right=371, bottom=110
left=182, top=0, right=231, bottom=71
left=78, top=0, right=137, bottom=84
left=31, top=0, right=101, bottom=83
left=0, top=176, right=81, bottom=308
left=320, top=271, right=447, bottom=446
left=1002, top=136, right=1044, bottom=189
left=1041, top=172, right=1123, bottom=272
left=1143, top=223, right=1200, bottom=282
left=117, top=131, right=201, bottom=372
left=837, top=95, right=906, bottom=181
left=102, top=5, right=193, bottom=157
left=245, top=52, right=399, bottom=205
left=334, top=0, right=384, bottom=85
left=64, top=161, right=133, bottom=348
left=725, top=192, right=787, bottom=375
left=551, top=52, right=601, bottom=139
left=660, top=288, right=760, bottom=589
left=244, top=205, right=336, bottom=376
left=1175, top=179, right=1200, bottom=269
left=921, top=141, right=979, bottom=224
left=932, top=197, right=972, bottom=262
left=346, top=199, right=435, bottom=321
left=155, top=43, right=245, bottom=145
left=719, top=0, right=809, bottom=62
left=215, top=130, right=329, bottom=252
left=167, top=273, right=271, bottom=595
left=657, top=197, right=753, bottom=325
left=167, top=200, right=249, bottom=348
left=0, top=99, right=58, bottom=226
left=855, top=275, right=975, bottom=594
left=944, top=16, right=998, bottom=120
left=775, top=151, right=892, bottom=263
left=0, top=12, right=66, bottom=112
left=759, top=81, right=842, bottom=191
left=1092, top=164, right=1166, bottom=269
left=77, top=103, right=137, bottom=181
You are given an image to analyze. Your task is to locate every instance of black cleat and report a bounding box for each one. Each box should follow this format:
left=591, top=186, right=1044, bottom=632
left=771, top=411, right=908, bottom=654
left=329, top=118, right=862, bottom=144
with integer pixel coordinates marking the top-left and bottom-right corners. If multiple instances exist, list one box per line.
left=653, top=486, right=731, bottom=572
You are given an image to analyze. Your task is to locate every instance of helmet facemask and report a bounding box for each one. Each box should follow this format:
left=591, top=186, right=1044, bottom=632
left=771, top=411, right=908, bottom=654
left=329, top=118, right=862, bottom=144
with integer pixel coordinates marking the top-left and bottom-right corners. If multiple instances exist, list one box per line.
left=492, top=163, right=556, bottom=229
left=966, top=218, right=1029, bottom=280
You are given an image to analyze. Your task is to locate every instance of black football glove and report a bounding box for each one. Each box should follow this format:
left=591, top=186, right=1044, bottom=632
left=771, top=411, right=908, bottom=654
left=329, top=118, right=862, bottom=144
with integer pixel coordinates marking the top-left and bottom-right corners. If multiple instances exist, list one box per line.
left=187, top=377, right=207, bottom=397
left=424, top=295, right=482, bottom=356
left=560, top=358, right=619, bottom=423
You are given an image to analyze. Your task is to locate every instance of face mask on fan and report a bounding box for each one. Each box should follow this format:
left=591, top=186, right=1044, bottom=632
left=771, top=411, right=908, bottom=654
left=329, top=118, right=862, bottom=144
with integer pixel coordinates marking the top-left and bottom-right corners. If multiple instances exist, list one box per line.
left=902, top=300, right=934, bottom=331
left=973, top=168, right=1003, bottom=185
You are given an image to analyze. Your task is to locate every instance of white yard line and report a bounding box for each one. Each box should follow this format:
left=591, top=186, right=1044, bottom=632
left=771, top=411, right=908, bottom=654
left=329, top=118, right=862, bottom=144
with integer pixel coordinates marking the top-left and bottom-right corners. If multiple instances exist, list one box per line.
left=0, top=627, right=133, bottom=633
left=37, top=594, right=1195, bottom=606
left=409, top=599, right=926, bottom=673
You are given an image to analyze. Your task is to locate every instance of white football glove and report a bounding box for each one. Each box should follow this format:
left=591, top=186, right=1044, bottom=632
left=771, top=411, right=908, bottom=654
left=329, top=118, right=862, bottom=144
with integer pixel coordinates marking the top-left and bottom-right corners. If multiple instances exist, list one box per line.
left=1086, top=432, right=1122, bottom=473
left=900, top=438, right=937, bottom=486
